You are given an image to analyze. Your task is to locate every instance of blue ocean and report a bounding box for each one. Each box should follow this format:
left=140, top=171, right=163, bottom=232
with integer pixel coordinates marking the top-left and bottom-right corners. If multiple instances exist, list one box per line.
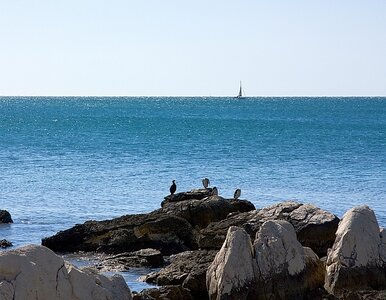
left=1, top=97, right=385, bottom=289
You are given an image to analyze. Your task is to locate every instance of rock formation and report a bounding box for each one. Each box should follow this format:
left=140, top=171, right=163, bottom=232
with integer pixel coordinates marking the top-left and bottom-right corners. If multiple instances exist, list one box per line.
left=325, top=205, right=386, bottom=298
left=206, top=221, right=325, bottom=300
left=42, top=193, right=255, bottom=255
left=0, top=245, right=132, bottom=300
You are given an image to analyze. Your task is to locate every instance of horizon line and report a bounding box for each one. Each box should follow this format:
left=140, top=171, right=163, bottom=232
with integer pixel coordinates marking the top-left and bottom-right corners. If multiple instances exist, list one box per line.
left=1, top=95, right=386, bottom=98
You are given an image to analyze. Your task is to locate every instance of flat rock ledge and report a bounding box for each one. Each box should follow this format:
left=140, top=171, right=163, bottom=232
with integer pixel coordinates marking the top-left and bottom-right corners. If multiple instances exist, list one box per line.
left=0, top=244, right=132, bottom=300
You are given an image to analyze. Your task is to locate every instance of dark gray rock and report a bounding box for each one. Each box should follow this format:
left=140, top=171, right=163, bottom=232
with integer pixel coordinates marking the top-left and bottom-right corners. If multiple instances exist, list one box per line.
left=42, top=195, right=255, bottom=255
left=137, top=286, right=194, bottom=300
left=0, top=210, right=13, bottom=223
left=97, top=248, right=164, bottom=271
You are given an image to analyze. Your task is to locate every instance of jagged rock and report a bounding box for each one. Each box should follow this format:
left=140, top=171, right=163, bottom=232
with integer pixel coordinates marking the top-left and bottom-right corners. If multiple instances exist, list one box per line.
left=325, top=205, right=386, bottom=297
left=0, top=245, right=132, bottom=300
left=199, top=201, right=339, bottom=257
left=0, top=210, right=13, bottom=223
left=162, top=198, right=255, bottom=229
left=254, top=220, right=325, bottom=300
left=42, top=197, right=255, bottom=255
left=138, top=286, right=194, bottom=300
left=144, top=250, right=217, bottom=299
left=207, top=226, right=256, bottom=300
left=97, top=248, right=164, bottom=272
left=206, top=221, right=325, bottom=300
left=0, top=239, right=12, bottom=248
left=255, top=220, right=306, bottom=278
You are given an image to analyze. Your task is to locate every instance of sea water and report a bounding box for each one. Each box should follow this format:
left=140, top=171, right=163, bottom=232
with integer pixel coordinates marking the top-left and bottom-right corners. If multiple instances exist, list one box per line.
left=1, top=96, right=385, bottom=290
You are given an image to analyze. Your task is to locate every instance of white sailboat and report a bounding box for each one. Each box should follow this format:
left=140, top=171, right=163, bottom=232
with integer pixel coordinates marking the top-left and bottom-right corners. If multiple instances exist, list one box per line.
left=235, top=81, right=244, bottom=99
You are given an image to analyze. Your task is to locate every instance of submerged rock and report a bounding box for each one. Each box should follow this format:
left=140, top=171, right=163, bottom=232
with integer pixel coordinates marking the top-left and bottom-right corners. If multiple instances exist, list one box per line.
left=0, top=245, right=132, bottom=300
left=0, top=239, right=12, bottom=249
left=325, top=205, right=386, bottom=298
left=0, top=210, right=13, bottom=223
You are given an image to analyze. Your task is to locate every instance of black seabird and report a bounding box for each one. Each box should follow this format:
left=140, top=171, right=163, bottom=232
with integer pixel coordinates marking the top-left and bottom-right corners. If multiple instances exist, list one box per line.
left=170, top=180, right=177, bottom=195
left=233, top=188, right=241, bottom=200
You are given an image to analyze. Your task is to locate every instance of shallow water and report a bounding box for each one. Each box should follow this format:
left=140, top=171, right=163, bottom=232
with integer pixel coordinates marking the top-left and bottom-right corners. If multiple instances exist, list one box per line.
left=1, top=96, right=385, bottom=290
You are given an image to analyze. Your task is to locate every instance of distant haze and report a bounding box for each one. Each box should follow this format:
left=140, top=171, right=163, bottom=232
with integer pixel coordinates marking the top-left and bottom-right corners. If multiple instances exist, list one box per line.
left=1, top=0, right=385, bottom=96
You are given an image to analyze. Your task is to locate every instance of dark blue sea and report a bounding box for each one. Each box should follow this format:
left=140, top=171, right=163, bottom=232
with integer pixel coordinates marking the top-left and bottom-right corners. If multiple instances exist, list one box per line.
left=1, top=96, right=385, bottom=290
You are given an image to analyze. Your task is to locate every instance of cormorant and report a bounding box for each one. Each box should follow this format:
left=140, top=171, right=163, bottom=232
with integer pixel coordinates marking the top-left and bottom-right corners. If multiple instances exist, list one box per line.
left=202, top=178, right=210, bottom=189
left=233, top=188, right=241, bottom=200
left=170, top=180, right=177, bottom=195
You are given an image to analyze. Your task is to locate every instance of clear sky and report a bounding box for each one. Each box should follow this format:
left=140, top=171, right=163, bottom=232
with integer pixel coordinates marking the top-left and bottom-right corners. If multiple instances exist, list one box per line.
left=1, top=0, right=385, bottom=96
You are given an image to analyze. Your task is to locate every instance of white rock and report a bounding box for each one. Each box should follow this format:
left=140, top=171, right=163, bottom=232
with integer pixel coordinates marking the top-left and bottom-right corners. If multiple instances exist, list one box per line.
left=0, top=245, right=132, bottom=300
left=254, top=220, right=305, bottom=278
left=206, top=226, right=255, bottom=300
left=325, top=205, right=386, bottom=295
left=326, top=205, right=381, bottom=269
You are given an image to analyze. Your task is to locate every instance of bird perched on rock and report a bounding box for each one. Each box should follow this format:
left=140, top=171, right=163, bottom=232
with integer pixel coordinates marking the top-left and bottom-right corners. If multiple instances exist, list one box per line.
left=170, top=180, right=177, bottom=195
left=202, top=178, right=210, bottom=189
left=212, top=186, right=218, bottom=196
left=233, top=188, right=241, bottom=200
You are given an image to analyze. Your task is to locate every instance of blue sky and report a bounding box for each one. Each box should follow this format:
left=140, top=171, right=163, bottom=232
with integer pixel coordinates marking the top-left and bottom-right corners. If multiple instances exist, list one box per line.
left=1, top=0, right=385, bottom=96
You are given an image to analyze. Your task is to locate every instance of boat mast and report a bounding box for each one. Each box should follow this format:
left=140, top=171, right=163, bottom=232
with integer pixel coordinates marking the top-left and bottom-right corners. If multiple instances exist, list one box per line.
left=238, top=81, right=243, bottom=97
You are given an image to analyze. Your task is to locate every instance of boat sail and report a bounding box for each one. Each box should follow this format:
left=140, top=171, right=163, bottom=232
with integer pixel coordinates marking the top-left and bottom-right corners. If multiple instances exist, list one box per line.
left=236, top=81, right=244, bottom=98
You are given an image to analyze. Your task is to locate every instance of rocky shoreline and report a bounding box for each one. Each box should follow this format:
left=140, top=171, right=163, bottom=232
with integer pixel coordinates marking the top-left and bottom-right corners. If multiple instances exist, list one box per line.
left=1, top=188, right=386, bottom=299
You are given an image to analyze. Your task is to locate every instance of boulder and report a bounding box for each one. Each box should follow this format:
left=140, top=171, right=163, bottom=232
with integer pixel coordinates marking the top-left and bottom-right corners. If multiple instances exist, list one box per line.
left=0, top=244, right=132, bottom=300
left=0, top=210, right=13, bottom=223
left=325, top=205, right=386, bottom=297
left=42, top=197, right=255, bottom=255
left=144, top=250, right=217, bottom=299
left=206, top=221, right=325, bottom=300
left=253, top=220, right=325, bottom=299
left=199, top=201, right=339, bottom=257
left=206, top=226, right=256, bottom=300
